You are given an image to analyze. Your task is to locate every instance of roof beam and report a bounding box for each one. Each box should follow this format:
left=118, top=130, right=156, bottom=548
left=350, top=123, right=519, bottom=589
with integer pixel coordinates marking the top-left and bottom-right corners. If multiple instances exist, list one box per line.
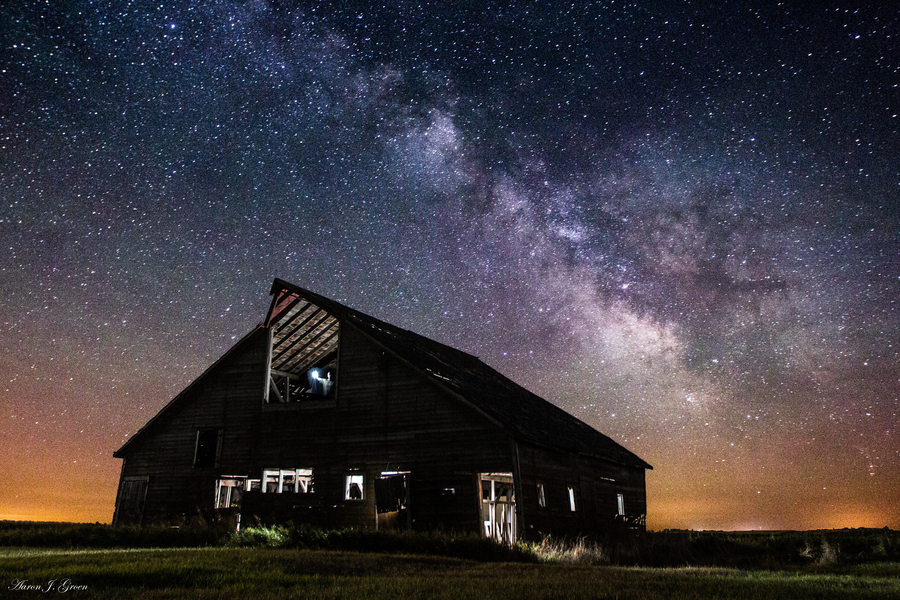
left=277, top=322, right=338, bottom=373
left=271, top=307, right=326, bottom=360
left=264, top=290, right=301, bottom=328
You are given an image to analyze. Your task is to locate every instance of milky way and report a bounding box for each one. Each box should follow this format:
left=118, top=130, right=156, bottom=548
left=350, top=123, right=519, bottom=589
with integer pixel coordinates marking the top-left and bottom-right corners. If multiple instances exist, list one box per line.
left=2, top=2, right=898, bottom=529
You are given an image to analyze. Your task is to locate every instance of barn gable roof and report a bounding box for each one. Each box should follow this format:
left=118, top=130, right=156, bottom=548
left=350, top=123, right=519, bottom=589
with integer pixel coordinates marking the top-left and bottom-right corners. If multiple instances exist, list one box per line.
left=113, top=326, right=267, bottom=458
left=269, top=279, right=652, bottom=470
left=116, top=279, right=651, bottom=470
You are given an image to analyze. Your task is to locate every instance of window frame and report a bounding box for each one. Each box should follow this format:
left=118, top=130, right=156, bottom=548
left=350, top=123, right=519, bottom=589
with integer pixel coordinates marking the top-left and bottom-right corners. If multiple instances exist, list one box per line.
left=261, top=468, right=314, bottom=494
left=344, top=473, right=365, bottom=501
left=536, top=482, right=547, bottom=509
left=215, top=477, right=246, bottom=509
left=263, top=309, right=341, bottom=409
left=193, top=428, right=222, bottom=469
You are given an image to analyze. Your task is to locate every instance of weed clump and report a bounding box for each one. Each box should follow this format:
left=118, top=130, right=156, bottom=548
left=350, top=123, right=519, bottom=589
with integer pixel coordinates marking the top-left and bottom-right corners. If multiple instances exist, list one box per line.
left=518, top=536, right=608, bottom=564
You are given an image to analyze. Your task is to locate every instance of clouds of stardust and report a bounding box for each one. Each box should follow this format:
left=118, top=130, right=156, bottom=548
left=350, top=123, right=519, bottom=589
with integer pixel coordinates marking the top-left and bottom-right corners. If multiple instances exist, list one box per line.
left=1, top=2, right=898, bottom=529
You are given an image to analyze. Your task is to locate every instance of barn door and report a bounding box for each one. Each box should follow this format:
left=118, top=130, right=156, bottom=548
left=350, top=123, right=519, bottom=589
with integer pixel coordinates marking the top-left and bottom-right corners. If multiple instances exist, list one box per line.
left=113, top=476, right=149, bottom=526
left=479, top=473, right=516, bottom=543
left=375, top=472, right=410, bottom=530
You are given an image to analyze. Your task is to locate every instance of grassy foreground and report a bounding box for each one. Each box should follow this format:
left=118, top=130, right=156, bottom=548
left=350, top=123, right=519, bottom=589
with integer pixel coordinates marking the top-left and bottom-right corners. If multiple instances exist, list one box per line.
left=1, top=523, right=899, bottom=599
left=2, top=546, right=899, bottom=599
left=3, top=546, right=900, bottom=600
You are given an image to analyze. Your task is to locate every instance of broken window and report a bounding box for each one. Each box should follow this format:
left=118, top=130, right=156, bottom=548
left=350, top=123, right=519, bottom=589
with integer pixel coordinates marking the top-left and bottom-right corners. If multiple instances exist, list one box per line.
left=567, top=486, right=577, bottom=512
left=215, top=477, right=246, bottom=508
left=536, top=483, right=547, bottom=508
left=193, top=429, right=222, bottom=468
left=269, top=364, right=336, bottom=403
left=266, top=297, right=340, bottom=404
left=480, top=473, right=516, bottom=543
left=344, top=474, right=364, bottom=500
left=617, top=493, right=625, bottom=516
left=261, top=468, right=314, bottom=493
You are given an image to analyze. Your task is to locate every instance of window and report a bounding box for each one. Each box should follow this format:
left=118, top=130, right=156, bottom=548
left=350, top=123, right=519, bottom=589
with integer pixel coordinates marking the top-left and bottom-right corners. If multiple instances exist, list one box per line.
left=193, top=429, right=222, bottom=468
left=617, top=493, right=625, bottom=516
left=215, top=478, right=246, bottom=508
left=265, top=298, right=340, bottom=406
left=536, top=483, right=547, bottom=508
left=344, top=474, right=364, bottom=500
left=567, top=486, right=577, bottom=512
left=261, top=468, right=314, bottom=493
left=267, top=365, right=337, bottom=404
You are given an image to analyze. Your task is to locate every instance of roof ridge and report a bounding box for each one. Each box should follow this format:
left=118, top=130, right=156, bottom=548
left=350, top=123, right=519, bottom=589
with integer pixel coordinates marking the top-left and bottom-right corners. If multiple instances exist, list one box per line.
left=270, top=279, right=650, bottom=470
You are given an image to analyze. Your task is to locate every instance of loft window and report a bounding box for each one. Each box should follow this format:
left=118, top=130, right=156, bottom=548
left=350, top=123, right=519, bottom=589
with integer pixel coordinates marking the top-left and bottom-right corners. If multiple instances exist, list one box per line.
left=261, top=468, right=314, bottom=494
left=344, top=474, right=364, bottom=500
left=536, top=483, right=547, bottom=508
left=617, top=493, right=626, bottom=516
left=193, top=429, right=222, bottom=468
left=268, top=364, right=337, bottom=403
left=266, top=298, right=340, bottom=404
left=567, top=486, right=577, bottom=512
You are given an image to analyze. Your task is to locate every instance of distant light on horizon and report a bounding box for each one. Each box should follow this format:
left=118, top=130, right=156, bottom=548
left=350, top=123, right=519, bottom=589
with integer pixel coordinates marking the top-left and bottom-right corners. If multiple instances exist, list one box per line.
left=1, top=1, right=897, bottom=530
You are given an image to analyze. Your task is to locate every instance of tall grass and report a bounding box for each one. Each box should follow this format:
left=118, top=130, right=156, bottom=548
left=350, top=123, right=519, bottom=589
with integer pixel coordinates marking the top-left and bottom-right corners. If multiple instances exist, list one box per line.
left=0, top=521, right=222, bottom=549
left=519, top=535, right=608, bottom=564
left=1, top=521, right=898, bottom=569
left=228, top=524, right=534, bottom=562
left=2, top=547, right=899, bottom=600
left=2, top=523, right=900, bottom=599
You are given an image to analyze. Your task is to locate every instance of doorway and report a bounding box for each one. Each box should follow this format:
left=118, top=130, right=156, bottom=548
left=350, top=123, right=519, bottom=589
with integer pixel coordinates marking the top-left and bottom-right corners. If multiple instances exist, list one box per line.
left=375, top=471, right=410, bottom=530
left=479, top=473, right=516, bottom=543
left=113, top=477, right=149, bottom=526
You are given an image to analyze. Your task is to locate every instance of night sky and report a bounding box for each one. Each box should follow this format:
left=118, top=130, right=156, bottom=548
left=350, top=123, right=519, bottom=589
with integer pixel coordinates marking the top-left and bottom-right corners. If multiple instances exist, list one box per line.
left=2, top=2, right=898, bottom=530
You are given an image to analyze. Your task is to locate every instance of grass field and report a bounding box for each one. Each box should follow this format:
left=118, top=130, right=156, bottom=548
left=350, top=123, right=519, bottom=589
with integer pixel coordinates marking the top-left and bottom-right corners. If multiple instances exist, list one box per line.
left=3, top=546, right=900, bottom=599
left=2, top=523, right=898, bottom=599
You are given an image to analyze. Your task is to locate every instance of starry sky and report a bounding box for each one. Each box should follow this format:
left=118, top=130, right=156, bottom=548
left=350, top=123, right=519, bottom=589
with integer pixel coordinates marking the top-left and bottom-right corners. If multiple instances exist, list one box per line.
left=2, top=2, right=898, bottom=530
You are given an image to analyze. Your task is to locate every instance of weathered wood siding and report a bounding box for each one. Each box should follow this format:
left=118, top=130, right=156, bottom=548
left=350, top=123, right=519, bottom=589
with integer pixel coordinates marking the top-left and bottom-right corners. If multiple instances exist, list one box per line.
left=114, top=327, right=269, bottom=525
left=251, top=323, right=514, bottom=531
left=115, top=322, right=514, bottom=532
left=515, top=443, right=647, bottom=541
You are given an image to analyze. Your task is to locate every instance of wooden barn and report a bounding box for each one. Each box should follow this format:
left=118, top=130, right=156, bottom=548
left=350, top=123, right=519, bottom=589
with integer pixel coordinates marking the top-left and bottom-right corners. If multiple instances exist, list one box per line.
left=112, top=279, right=652, bottom=541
